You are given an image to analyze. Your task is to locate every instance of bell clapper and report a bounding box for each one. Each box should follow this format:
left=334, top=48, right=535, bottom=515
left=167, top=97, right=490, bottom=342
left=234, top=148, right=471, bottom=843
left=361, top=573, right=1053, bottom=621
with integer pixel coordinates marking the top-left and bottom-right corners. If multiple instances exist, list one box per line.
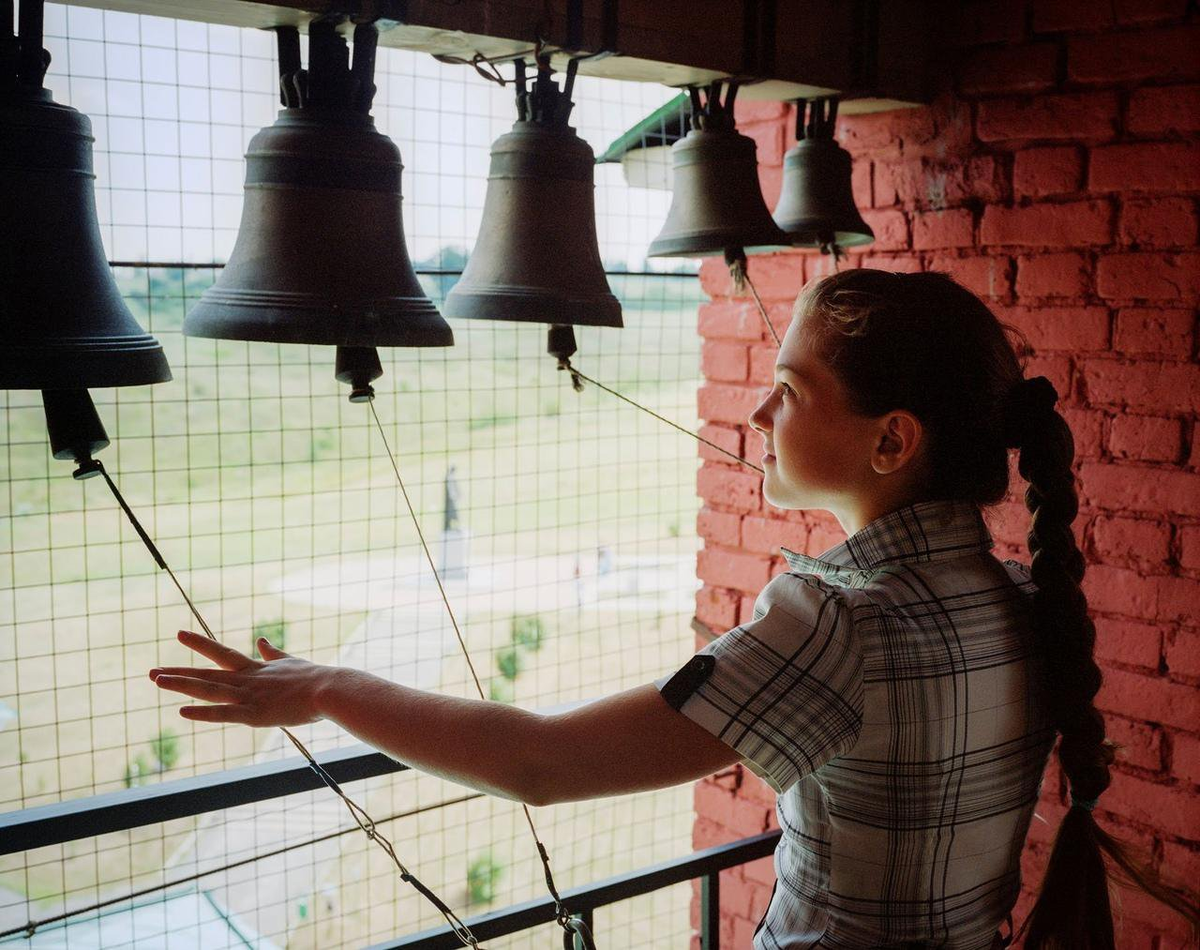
left=547, top=325, right=584, bottom=393
left=39, top=389, right=110, bottom=480
left=334, top=346, right=383, bottom=403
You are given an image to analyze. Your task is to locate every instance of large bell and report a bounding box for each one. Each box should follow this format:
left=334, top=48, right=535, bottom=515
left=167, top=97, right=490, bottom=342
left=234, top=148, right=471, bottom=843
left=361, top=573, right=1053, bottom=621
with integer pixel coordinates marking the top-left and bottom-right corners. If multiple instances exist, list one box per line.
left=444, top=59, right=620, bottom=339
left=648, top=81, right=789, bottom=260
left=773, top=98, right=873, bottom=251
left=184, top=22, right=451, bottom=369
left=2, top=0, right=171, bottom=475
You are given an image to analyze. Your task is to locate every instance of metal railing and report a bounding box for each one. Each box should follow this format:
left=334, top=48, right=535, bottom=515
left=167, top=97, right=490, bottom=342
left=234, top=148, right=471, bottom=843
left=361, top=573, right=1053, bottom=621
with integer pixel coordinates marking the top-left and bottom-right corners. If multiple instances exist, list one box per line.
left=376, top=831, right=781, bottom=950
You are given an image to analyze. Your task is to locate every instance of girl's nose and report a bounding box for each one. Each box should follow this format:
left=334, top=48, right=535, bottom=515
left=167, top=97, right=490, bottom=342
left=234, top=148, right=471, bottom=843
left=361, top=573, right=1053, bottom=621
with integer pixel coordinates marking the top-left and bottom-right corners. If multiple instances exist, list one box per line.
left=749, top=388, right=774, bottom=433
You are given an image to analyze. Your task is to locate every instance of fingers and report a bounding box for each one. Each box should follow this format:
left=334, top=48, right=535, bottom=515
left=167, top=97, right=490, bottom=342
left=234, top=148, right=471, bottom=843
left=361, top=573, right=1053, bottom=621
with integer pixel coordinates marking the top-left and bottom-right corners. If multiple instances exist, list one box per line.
left=255, top=637, right=289, bottom=660
left=153, top=674, right=246, bottom=705
left=149, top=667, right=245, bottom=684
left=176, top=630, right=255, bottom=671
left=180, top=704, right=258, bottom=725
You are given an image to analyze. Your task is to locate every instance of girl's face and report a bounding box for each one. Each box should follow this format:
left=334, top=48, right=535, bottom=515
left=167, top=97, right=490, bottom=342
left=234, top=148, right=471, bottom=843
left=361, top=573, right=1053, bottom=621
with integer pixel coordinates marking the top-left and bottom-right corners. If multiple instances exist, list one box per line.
left=748, top=312, right=881, bottom=512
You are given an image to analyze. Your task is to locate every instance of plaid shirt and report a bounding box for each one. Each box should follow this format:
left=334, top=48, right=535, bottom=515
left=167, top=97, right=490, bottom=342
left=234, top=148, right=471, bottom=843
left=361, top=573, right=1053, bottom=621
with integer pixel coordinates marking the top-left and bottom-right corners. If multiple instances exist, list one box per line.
left=661, top=500, right=1055, bottom=948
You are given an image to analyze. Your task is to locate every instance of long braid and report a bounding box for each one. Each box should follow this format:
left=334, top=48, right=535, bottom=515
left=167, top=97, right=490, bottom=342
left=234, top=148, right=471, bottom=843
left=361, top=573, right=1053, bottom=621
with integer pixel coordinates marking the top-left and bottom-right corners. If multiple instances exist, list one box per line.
left=1014, top=381, right=1198, bottom=948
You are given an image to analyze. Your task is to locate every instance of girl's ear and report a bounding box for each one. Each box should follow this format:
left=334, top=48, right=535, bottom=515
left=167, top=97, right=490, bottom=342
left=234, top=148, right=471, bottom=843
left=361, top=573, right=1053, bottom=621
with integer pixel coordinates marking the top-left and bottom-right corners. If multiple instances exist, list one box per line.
left=872, top=411, right=923, bottom=475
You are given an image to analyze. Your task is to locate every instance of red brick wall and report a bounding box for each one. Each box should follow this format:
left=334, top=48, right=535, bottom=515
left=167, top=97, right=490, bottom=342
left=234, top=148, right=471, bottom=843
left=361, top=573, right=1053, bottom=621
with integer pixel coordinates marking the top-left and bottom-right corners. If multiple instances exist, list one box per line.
left=690, top=3, right=1200, bottom=946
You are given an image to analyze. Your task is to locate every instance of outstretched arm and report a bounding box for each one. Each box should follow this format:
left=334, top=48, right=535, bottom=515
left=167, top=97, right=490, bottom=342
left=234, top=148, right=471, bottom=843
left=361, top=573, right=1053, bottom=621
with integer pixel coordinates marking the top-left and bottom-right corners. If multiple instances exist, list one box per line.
left=151, top=631, right=740, bottom=806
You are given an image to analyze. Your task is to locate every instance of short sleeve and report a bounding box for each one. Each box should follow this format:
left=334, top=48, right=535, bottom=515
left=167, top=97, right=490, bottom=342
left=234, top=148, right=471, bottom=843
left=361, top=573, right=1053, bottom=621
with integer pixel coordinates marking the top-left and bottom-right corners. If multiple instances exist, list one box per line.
left=658, top=573, right=864, bottom=794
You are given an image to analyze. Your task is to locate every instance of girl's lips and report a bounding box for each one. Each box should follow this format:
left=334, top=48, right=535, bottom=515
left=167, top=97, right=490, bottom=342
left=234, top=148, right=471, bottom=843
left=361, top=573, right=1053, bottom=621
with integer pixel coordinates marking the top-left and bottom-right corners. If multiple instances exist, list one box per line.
left=762, top=452, right=776, bottom=464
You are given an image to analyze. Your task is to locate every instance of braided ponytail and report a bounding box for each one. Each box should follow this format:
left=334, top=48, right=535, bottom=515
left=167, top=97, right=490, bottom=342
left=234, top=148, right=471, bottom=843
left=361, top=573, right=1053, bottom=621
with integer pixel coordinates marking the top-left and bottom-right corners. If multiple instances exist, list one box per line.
left=1011, top=380, right=1199, bottom=949
left=797, top=269, right=1199, bottom=948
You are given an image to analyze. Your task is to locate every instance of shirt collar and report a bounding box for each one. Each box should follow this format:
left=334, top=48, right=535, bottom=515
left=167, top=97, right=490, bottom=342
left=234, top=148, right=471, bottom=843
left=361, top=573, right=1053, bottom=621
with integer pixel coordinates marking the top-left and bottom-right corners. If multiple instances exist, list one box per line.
left=781, top=500, right=994, bottom=587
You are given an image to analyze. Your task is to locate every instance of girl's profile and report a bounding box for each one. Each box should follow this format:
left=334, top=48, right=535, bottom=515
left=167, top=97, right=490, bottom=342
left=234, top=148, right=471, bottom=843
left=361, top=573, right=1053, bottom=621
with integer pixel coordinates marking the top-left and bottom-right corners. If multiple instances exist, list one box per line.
left=152, top=268, right=1200, bottom=948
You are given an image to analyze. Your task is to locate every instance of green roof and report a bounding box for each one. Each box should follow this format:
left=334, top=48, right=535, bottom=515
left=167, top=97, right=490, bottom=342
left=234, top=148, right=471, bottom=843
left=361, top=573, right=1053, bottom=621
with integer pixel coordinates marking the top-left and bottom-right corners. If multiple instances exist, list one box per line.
left=596, top=93, right=691, bottom=164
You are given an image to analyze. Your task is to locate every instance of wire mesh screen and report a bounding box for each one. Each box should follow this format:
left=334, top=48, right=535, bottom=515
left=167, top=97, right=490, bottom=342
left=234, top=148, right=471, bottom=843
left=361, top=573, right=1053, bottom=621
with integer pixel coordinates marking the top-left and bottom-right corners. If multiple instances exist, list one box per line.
left=1, top=5, right=705, bottom=947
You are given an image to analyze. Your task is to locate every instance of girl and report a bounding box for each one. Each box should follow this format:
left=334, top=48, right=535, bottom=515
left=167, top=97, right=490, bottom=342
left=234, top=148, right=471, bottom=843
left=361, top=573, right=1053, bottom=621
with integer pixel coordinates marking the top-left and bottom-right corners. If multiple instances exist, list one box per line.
left=152, top=269, right=1197, bottom=948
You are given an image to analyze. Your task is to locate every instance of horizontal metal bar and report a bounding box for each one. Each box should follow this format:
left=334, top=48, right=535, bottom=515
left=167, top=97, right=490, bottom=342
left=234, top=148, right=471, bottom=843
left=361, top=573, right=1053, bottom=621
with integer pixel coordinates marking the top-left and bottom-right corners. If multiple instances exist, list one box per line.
left=0, top=743, right=407, bottom=855
left=371, top=830, right=781, bottom=949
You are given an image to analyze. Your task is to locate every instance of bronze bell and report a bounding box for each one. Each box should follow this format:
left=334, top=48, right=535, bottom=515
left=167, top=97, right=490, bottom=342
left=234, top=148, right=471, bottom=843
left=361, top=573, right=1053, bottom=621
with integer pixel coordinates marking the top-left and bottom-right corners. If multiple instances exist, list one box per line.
left=444, top=59, right=620, bottom=363
left=183, top=22, right=451, bottom=399
left=648, top=81, right=789, bottom=260
left=2, top=0, right=171, bottom=475
left=773, top=98, right=873, bottom=252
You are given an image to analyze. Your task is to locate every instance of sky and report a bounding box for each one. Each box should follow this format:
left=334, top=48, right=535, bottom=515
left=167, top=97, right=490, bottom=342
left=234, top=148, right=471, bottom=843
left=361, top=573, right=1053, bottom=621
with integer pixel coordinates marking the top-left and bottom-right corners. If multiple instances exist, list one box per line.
left=40, top=3, right=687, bottom=270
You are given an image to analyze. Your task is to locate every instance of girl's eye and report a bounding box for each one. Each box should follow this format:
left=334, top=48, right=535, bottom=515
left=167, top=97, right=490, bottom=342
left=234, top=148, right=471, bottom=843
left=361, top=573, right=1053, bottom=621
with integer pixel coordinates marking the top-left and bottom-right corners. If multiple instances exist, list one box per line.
left=778, top=382, right=794, bottom=398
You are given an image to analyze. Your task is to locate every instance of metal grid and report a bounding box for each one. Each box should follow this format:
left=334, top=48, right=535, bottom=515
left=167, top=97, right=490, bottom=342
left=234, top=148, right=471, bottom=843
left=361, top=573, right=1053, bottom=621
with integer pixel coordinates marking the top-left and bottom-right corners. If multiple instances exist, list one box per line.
left=1, top=4, right=706, bottom=946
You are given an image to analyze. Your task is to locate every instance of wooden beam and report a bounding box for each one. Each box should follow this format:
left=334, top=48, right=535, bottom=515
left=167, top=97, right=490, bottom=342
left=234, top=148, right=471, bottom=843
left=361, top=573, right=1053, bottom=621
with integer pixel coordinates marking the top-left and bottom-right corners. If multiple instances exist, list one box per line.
left=61, top=0, right=929, bottom=110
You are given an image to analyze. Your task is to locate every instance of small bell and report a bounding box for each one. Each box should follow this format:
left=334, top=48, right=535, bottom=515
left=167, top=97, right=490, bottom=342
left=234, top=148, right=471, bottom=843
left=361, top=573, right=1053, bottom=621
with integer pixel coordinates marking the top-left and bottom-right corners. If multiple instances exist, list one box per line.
left=647, top=81, right=789, bottom=261
left=444, top=58, right=621, bottom=366
left=2, top=0, right=171, bottom=476
left=183, top=21, right=452, bottom=401
left=773, top=98, right=873, bottom=253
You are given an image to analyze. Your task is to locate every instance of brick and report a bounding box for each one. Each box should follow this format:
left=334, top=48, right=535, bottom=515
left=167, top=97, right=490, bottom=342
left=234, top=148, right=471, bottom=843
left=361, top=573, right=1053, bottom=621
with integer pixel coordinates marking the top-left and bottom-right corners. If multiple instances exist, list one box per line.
left=1192, top=421, right=1200, bottom=467
left=1157, top=575, right=1200, bottom=624
left=958, top=43, right=1058, bottom=97
left=696, top=585, right=739, bottom=631
left=852, top=160, right=872, bottom=209
left=1089, top=515, right=1172, bottom=571
left=912, top=209, right=974, bottom=249
left=948, top=1, right=1028, bottom=46
left=1084, top=359, right=1200, bottom=413
left=1107, top=414, right=1183, bottom=462
left=877, top=156, right=1008, bottom=210
left=1173, top=732, right=1200, bottom=785
left=697, top=463, right=762, bottom=513
left=1119, top=198, right=1198, bottom=249
left=873, top=161, right=898, bottom=207
left=1162, top=840, right=1200, bottom=881
left=701, top=341, right=749, bottom=382
left=859, top=209, right=909, bottom=250
left=1061, top=408, right=1105, bottom=459
left=928, top=254, right=1013, bottom=299
left=758, top=164, right=783, bottom=213
left=1032, top=0, right=1113, bottom=32
left=1106, top=715, right=1164, bottom=772
left=735, top=100, right=788, bottom=123
left=1165, top=628, right=1200, bottom=678
left=1101, top=770, right=1200, bottom=839
left=1068, top=25, right=1200, bottom=85
left=697, top=546, right=771, bottom=594
left=1127, top=84, right=1200, bottom=136
left=1114, top=0, right=1188, bottom=23
left=995, top=305, right=1109, bottom=351
left=1090, top=143, right=1200, bottom=194
left=981, top=200, right=1113, bottom=248
left=1013, top=146, right=1083, bottom=198
left=698, top=423, right=744, bottom=465
left=698, top=383, right=766, bottom=426
left=976, top=91, right=1120, bottom=142
left=1080, top=460, right=1200, bottom=516
left=698, top=506, right=741, bottom=547
left=1113, top=308, right=1194, bottom=358
left=741, top=515, right=805, bottom=555
left=699, top=300, right=767, bottom=341
left=859, top=254, right=922, bottom=273
left=1092, top=615, right=1163, bottom=669
left=1096, top=667, right=1200, bottom=732
left=1014, top=253, right=1091, bottom=299
left=1181, top=525, right=1200, bottom=571
left=1096, top=253, right=1200, bottom=302
left=748, top=345, right=777, bottom=386
left=1082, top=564, right=1161, bottom=618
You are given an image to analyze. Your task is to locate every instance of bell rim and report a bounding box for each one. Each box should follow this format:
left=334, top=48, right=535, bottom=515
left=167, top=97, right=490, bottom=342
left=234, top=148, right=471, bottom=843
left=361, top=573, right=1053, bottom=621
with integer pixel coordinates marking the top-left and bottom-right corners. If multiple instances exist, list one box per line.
left=184, top=291, right=453, bottom=347
left=0, top=340, right=172, bottom=389
left=443, top=287, right=623, bottom=328
left=772, top=221, right=875, bottom=249
left=647, top=228, right=792, bottom=258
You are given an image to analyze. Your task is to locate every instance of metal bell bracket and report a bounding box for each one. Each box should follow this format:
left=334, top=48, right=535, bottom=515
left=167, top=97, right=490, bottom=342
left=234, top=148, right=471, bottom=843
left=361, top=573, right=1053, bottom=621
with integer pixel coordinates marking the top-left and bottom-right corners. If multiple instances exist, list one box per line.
left=275, top=18, right=379, bottom=113
left=6, top=0, right=51, bottom=89
left=687, top=78, right=739, bottom=134
left=513, top=54, right=579, bottom=128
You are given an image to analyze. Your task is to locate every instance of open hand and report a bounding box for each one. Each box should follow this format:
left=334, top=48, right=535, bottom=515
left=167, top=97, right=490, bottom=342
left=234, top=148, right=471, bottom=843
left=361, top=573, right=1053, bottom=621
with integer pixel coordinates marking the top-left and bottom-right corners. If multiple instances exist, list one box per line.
left=150, top=630, right=332, bottom=727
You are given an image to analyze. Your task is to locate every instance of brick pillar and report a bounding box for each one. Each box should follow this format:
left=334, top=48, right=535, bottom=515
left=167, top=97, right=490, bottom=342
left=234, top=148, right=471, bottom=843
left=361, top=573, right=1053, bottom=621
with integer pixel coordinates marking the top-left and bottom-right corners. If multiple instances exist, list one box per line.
left=691, top=4, right=1200, bottom=946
